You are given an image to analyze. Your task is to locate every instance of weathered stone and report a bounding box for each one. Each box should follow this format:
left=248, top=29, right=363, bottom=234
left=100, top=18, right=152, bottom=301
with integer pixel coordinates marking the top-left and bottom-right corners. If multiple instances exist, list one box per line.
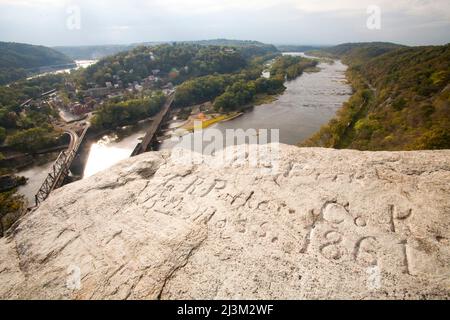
left=0, top=144, right=449, bottom=299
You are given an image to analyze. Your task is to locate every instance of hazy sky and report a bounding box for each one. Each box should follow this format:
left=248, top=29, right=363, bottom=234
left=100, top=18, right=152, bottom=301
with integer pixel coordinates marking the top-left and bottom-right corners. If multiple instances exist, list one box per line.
left=0, top=0, right=449, bottom=46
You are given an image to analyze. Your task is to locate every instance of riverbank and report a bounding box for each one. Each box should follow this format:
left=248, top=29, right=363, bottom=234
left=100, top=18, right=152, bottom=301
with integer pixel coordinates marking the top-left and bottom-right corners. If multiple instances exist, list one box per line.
left=0, top=174, right=27, bottom=193
left=181, top=112, right=243, bottom=131
left=25, top=60, right=97, bottom=81
left=300, top=67, right=374, bottom=148
left=168, top=92, right=280, bottom=133
left=0, top=145, right=68, bottom=171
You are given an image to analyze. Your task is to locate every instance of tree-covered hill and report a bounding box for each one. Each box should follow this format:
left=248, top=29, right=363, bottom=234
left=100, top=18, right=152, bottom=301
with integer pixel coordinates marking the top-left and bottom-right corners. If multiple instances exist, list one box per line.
left=0, top=42, right=74, bottom=69
left=183, top=39, right=278, bottom=58
left=81, top=43, right=278, bottom=87
left=0, top=42, right=74, bottom=85
left=183, top=39, right=268, bottom=47
left=302, top=43, right=450, bottom=150
left=317, top=42, right=403, bottom=57
left=308, top=42, right=405, bottom=65
left=53, top=44, right=132, bottom=60
left=54, top=39, right=278, bottom=60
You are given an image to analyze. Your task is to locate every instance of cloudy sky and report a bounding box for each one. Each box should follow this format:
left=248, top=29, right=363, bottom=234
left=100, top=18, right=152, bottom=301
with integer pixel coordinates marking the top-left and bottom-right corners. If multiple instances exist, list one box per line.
left=0, top=0, right=449, bottom=46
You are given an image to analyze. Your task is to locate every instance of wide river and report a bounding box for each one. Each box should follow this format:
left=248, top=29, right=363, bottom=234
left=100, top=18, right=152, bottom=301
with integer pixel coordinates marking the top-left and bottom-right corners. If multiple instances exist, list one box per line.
left=26, top=60, right=98, bottom=80
left=159, top=53, right=352, bottom=149
left=17, top=53, right=352, bottom=205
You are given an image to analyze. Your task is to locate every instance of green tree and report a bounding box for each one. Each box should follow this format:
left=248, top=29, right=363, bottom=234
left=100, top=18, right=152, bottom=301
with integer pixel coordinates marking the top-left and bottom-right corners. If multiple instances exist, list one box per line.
left=0, top=126, right=6, bottom=143
left=6, top=127, right=60, bottom=153
left=0, top=190, right=25, bottom=237
left=91, top=92, right=166, bottom=130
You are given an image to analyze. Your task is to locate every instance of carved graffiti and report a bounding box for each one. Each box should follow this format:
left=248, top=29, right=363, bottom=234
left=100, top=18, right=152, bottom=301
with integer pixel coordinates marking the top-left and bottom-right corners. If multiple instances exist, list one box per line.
left=319, top=230, right=344, bottom=261
left=389, top=205, right=412, bottom=233
left=353, top=236, right=379, bottom=267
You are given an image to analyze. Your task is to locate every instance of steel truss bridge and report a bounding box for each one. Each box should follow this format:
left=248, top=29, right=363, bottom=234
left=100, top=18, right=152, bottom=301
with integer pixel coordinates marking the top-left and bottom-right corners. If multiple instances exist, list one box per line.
left=34, top=126, right=88, bottom=207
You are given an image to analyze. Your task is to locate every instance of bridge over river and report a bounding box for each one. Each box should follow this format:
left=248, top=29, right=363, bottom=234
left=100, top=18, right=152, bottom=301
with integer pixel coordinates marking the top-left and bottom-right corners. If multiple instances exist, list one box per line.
left=131, top=92, right=175, bottom=156
left=34, top=126, right=89, bottom=207
left=34, top=92, right=174, bottom=206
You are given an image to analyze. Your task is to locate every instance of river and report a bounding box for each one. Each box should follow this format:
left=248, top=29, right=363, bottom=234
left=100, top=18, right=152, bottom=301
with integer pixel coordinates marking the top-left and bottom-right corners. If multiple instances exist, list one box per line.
left=17, top=53, right=352, bottom=202
left=159, top=53, right=352, bottom=149
left=16, top=157, right=56, bottom=206
left=82, top=124, right=149, bottom=178
left=26, top=60, right=98, bottom=80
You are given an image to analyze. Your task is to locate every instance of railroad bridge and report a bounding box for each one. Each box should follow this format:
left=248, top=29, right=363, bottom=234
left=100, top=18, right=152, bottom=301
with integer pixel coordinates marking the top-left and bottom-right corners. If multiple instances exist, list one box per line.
left=34, top=126, right=89, bottom=207
left=131, top=92, right=175, bottom=156
left=34, top=92, right=174, bottom=207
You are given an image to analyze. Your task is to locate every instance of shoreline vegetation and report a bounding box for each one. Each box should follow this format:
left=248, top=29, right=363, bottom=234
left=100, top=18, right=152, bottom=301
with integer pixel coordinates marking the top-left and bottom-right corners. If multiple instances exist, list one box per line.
left=90, top=92, right=167, bottom=131
left=172, top=54, right=319, bottom=131
left=178, top=93, right=281, bottom=132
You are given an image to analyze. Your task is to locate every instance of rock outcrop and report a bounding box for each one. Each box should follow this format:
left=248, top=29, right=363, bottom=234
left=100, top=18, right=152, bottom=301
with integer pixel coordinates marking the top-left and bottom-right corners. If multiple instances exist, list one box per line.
left=0, top=144, right=449, bottom=299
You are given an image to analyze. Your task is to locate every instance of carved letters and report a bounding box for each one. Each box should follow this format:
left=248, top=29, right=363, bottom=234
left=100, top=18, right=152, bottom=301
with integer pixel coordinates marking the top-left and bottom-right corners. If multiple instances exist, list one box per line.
left=297, top=201, right=413, bottom=274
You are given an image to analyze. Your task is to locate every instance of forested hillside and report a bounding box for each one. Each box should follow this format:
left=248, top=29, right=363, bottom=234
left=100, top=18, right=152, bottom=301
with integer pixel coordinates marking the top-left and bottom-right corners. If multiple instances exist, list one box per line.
left=0, top=42, right=74, bottom=85
left=302, top=43, right=450, bottom=150
left=0, top=42, right=74, bottom=69
left=54, top=39, right=277, bottom=60
left=81, top=43, right=278, bottom=87
left=313, top=42, right=404, bottom=59
left=0, top=74, right=66, bottom=152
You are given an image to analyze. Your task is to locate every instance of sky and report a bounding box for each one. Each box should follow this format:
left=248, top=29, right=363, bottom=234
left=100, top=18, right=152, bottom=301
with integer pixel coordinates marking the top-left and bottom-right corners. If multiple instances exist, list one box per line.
left=0, top=0, right=449, bottom=47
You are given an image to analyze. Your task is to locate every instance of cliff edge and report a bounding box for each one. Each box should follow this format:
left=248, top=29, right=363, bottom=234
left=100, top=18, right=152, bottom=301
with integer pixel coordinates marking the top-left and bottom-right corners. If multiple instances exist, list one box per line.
left=0, top=144, right=449, bottom=299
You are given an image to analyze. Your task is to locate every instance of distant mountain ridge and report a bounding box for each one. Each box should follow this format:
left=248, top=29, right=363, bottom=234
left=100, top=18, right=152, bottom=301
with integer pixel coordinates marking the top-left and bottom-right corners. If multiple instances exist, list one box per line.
left=53, top=44, right=133, bottom=61
left=180, top=39, right=269, bottom=47
left=307, top=42, right=406, bottom=65
left=0, top=41, right=74, bottom=85
left=317, top=42, right=404, bottom=56
left=0, top=42, right=74, bottom=70
left=53, top=39, right=278, bottom=60
left=276, top=44, right=328, bottom=52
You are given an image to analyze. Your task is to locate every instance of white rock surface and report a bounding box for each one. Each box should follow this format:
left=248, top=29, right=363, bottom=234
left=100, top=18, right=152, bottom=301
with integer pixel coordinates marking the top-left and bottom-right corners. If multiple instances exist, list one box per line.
left=0, top=144, right=449, bottom=300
